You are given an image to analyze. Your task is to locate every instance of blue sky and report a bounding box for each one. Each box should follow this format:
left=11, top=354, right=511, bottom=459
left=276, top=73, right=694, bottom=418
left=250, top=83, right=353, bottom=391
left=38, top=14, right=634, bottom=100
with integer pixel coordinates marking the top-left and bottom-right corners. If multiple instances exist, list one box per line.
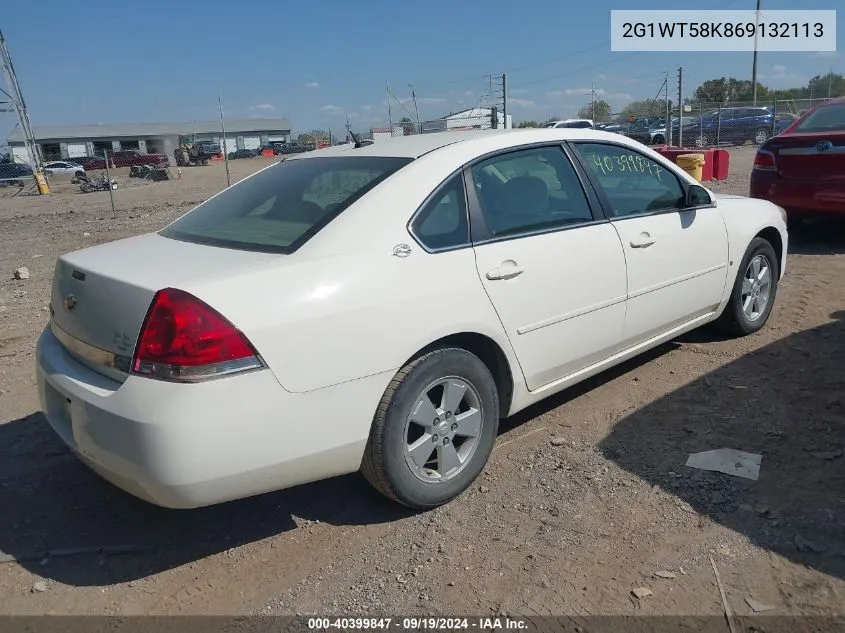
left=0, top=0, right=840, bottom=141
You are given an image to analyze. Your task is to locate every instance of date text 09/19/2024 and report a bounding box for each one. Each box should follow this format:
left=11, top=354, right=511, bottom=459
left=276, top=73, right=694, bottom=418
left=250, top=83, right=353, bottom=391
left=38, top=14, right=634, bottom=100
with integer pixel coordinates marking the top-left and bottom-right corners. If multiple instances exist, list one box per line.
left=306, top=617, right=529, bottom=630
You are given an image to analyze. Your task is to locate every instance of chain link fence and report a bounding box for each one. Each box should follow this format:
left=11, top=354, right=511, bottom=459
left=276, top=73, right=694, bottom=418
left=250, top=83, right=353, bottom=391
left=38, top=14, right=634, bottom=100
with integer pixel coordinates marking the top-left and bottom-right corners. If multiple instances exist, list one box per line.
left=389, top=107, right=504, bottom=137
left=605, top=95, right=842, bottom=150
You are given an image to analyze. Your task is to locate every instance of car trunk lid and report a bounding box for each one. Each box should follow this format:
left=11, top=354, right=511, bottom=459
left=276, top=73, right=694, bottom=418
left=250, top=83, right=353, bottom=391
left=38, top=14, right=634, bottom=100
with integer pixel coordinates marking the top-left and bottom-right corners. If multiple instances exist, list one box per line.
left=768, top=132, right=845, bottom=182
left=49, top=232, right=279, bottom=383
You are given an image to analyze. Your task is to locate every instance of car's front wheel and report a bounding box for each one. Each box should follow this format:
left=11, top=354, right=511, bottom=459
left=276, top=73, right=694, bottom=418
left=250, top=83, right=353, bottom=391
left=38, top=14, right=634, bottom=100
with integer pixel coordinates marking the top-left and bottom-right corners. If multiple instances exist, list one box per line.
left=361, top=347, right=499, bottom=509
left=715, top=237, right=779, bottom=336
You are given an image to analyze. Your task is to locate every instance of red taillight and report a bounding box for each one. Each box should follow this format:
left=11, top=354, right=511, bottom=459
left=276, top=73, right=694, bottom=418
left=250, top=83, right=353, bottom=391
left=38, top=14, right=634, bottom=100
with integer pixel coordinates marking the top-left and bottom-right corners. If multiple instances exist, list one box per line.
left=753, top=149, right=777, bottom=171
left=132, top=288, right=262, bottom=382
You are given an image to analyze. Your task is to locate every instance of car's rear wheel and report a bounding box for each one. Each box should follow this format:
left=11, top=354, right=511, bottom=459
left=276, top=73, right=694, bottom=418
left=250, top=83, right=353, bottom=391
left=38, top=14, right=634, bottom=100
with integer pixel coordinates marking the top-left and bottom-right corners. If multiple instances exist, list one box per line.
left=754, top=128, right=771, bottom=144
left=652, top=134, right=665, bottom=145
left=715, top=237, right=779, bottom=336
left=694, top=133, right=711, bottom=148
left=361, top=347, right=499, bottom=509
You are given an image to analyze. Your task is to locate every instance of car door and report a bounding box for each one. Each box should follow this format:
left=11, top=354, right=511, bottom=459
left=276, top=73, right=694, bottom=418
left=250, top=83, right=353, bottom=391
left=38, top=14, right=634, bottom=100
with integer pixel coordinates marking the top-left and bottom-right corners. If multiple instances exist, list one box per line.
left=570, top=141, right=729, bottom=349
left=467, top=144, right=627, bottom=391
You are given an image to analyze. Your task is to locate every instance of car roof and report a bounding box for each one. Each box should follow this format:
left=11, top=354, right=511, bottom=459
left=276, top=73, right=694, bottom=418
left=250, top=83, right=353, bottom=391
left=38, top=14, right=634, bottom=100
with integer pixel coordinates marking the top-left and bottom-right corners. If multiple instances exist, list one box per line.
left=288, top=128, right=627, bottom=160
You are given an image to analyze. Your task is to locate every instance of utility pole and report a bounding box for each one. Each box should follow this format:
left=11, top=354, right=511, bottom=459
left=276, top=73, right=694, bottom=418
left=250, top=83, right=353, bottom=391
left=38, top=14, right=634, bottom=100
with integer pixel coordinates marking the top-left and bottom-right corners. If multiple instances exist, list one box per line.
left=0, top=29, right=47, bottom=193
left=218, top=91, right=230, bottom=188
left=828, top=67, right=833, bottom=98
left=664, top=71, right=671, bottom=145
left=589, top=83, right=596, bottom=121
left=502, top=73, right=509, bottom=129
left=386, top=80, right=393, bottom=135
left=751, top=0, right=762, bottom=105
left=677, top=67, right=684, bottom=147
left=408, top=84, right=420, bottom=132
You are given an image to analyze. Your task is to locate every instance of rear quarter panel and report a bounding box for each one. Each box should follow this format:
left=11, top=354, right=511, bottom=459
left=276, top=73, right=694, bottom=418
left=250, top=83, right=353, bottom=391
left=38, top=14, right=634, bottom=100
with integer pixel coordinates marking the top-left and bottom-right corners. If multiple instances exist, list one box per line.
left=182, top=247, right=516, bottom=394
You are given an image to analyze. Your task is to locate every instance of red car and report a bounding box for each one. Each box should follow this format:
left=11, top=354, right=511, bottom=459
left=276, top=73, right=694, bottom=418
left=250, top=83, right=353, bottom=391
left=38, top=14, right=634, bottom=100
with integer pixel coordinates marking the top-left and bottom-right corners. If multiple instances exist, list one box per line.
left=84, top=150, right=168, bottom=171
left=750, top=96, right=845, bottom=228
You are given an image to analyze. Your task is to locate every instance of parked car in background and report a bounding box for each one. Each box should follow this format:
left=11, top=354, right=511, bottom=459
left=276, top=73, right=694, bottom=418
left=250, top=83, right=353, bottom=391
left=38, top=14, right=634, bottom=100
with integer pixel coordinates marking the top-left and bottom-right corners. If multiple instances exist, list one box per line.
left=0, top=160, right=32, bottom=186
left=43, top=161, right=85, bottom=176
left=65, top=156, right=98, bottom=167
left=648, top=117, right=697, bottom=145
left=276, top=142, right=314, bottom=154
left=750, top=96, right=845, bottom=228
left=686, top=107, right=775, bottom=147
left=774, top=112, right=798, bottom=135
left=228, top=149, right=259, bottom=160
left=37, top=128, right=787, bottom=511
left=542, top=119, right=594, bottom=129
left=84, top=150, right=169, bottom=170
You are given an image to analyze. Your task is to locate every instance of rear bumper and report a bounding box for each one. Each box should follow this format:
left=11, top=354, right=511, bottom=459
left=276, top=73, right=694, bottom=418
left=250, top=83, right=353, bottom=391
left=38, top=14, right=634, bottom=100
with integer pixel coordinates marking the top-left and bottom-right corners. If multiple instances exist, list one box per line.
left=750, top=171, right=845, bottom=216
left=35, top=327, right=390, bottom=508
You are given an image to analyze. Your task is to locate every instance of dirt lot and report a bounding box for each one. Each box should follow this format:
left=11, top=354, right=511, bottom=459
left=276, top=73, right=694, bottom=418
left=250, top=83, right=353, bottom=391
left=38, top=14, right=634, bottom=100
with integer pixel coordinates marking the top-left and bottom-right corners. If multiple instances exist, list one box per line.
left=0, top=146, right=843, bottom=619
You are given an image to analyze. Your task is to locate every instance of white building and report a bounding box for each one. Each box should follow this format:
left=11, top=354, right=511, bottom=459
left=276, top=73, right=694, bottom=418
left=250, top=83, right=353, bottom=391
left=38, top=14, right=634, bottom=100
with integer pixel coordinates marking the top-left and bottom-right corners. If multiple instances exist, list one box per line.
left=444, top=107, right=513, bottom=130
left=370, top=127, right=393, bottom=142
left=6, top=118, right=292, bottom=164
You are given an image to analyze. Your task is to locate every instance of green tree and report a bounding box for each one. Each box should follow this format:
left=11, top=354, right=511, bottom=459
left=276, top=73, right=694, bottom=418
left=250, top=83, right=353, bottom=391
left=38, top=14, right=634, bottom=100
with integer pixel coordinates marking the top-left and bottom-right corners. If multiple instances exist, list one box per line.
left=807, top=72, right=845, bottom=98
left=692, top=77, right=770, bottom=104
left=297, top=130, right=329, bottom=144
left=517, top=120, right=540, bottom=128
left=577, top=99, right=611, bottom=122
left=619, top=99, right=666, bottom=120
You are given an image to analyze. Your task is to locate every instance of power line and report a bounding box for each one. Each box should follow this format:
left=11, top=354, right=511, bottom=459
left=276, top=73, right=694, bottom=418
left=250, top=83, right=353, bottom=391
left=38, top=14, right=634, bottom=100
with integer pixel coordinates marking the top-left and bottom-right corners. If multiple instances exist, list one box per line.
left=510, top=52, right=646, bottom=89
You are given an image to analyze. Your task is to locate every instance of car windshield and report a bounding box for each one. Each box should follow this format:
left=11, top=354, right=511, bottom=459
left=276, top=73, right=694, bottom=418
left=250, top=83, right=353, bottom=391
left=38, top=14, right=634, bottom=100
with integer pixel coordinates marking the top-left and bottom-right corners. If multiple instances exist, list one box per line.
left=160, top=156, right=412, bottom=253
left=793, top=103, right=845, bottom=133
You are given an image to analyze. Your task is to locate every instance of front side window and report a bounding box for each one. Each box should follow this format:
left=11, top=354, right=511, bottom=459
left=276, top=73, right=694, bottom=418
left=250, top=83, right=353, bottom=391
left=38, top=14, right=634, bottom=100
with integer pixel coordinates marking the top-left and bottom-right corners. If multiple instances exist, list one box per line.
left=471, top=146, right=594, bottom=238
left=411, top=174, right=469, bottom=250
left=574, top=143, right=685, bottom=218
left=160, top=156, right=412, bottom=253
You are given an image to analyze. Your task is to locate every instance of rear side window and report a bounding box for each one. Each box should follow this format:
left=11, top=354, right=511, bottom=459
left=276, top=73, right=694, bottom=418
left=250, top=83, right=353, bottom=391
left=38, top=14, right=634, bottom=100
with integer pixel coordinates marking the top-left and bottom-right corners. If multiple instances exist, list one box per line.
left=411, top=174, right=469, bottom=250
left=160, top=156, right=412, bottom=253
left=794, top=103, right=845, bottom=133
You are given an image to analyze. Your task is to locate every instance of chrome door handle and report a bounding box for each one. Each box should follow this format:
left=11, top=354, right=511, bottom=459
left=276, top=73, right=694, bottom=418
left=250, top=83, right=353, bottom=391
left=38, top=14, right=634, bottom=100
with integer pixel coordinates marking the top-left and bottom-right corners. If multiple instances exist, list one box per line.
left=630, top=236, right=656, bottom=248
left=486, top=262, right=525, bottom=280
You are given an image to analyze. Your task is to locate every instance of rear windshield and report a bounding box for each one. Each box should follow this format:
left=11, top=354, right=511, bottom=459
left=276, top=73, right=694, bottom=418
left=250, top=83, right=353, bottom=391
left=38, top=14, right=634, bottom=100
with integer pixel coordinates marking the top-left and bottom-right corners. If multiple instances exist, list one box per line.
left=160, top=156, right=412, bottom=253
left=794, top=103, right=845, bottom=133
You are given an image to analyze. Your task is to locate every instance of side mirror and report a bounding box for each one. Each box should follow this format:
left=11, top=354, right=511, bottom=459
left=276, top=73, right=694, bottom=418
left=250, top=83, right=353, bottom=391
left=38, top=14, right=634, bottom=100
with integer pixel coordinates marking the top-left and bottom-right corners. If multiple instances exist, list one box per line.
left=687, top=184, right=712, bottom=207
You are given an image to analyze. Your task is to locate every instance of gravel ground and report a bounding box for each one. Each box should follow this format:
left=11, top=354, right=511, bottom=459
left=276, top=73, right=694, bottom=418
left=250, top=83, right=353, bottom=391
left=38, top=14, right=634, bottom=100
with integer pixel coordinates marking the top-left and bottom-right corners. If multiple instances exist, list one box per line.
left=0, top=146, right=843, bottom=618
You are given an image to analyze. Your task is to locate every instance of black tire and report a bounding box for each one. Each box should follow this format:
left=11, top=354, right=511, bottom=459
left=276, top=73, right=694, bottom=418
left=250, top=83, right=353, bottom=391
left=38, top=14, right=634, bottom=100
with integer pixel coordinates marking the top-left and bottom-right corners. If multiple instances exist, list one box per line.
left=695, top=133, right=710, bottom=148
left=715, top=237, right=779, bottom=336
left=361, top=347, right=499, bottom=509
left=652, top=134, right=665, bottom=145
left=754, top=127, right=771, bottom=145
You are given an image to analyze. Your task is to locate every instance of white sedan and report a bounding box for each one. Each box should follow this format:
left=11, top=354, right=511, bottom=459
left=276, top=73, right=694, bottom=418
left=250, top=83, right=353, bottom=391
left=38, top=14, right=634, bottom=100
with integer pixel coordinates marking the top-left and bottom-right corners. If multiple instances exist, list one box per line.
left=36, top=129, right=787, bottom=509
left=43, top=161, right=85, bottom=176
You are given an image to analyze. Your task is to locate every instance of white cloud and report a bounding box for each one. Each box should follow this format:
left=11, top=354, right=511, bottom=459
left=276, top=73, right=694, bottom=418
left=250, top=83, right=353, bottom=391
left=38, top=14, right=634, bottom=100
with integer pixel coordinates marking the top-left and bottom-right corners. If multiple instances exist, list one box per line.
left=761, top=64, right=805, bottom=85
left=547, top=87, right=593, bottom=97
left=249, top=103, right=276, bottom=111
left=809, top=51, right=838, bottom=58
left=320, top=104, right=344, bottom=115
left=509, top=97, right=536, bottom=107
left=510, top=88, right=529, bottom=95
left=416, top=96, right=446, bottom=104
left=305, top=82, right=320, bottom=88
